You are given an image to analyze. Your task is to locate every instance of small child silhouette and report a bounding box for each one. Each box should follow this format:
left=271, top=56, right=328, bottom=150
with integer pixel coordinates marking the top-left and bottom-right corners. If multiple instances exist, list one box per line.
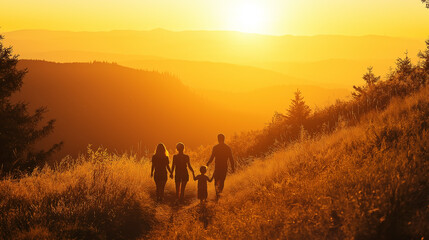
left=193, top=166, right=213, bottom=203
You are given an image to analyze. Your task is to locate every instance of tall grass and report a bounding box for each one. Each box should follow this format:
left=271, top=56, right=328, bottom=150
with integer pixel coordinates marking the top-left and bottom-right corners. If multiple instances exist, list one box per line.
left=0, top=147, right=156, bottom=240
left=147, top=85, right=429, bottom=240
left=1, top=87, right=428, bottom=240
left=0, top=145, right=215, bottom=240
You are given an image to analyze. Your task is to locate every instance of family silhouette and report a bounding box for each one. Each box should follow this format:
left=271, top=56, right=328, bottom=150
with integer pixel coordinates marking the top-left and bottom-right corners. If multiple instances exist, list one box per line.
left=150, top=134, right=234, bottom=203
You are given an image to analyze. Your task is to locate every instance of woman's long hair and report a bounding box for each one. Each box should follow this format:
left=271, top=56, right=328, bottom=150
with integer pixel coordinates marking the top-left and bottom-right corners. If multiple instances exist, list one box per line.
left=154, top=143, right=169, bottom=157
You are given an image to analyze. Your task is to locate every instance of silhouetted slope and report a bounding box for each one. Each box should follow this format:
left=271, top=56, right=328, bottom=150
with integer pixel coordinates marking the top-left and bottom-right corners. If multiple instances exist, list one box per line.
left=120, top=59, right=311, bottom=92
left=14, top=60, right=257, bottom=158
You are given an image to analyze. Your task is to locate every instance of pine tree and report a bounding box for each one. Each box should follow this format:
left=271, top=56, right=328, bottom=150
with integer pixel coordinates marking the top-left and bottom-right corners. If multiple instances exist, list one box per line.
left=352, top=66, right=380, bottom=98
left=418, top=39, right=429, bottom=72
left=0, top=35, right=62, bottom=175
left=362, top=66, right=380, bottom=86
left=286, top=89, right=311, bottom=127
left=395, top=51, right=413, bottom=79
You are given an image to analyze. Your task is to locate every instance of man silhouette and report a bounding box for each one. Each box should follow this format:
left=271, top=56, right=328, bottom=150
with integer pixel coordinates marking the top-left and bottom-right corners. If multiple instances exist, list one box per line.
left=207, top=134, right=234, bottom=200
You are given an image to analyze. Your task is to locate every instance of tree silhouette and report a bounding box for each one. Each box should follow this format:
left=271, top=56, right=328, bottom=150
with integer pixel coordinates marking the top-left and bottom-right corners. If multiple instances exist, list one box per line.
left=395, top=52, right=413, bottom=79
left=352, top=66, right=380, bottom=98
left=418, top=39, right=429, bottom=72
left=286, top=89, right=311, bottom=127
left=0, top=35, right=62, bottom=175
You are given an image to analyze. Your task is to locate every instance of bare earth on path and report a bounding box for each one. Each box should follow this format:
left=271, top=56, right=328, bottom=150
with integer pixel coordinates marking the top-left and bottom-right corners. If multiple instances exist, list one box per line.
left=145, top=186, right=217, bottom=239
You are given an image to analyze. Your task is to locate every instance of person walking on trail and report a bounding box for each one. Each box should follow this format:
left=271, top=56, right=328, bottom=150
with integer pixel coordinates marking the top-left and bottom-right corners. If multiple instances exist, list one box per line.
left=170, top=142, right=194, bottom=203
left=151, top=143, right=171, bottom=202
left=192, top=165, right=213, bottom=203
left=206, top=134, right=235, bottom=200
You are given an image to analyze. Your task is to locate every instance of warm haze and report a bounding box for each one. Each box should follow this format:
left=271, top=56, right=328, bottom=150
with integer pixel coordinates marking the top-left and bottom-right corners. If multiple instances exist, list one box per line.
left=2, top=0, right=429, bottom=37
left=1, top=1, right=429, bottom=240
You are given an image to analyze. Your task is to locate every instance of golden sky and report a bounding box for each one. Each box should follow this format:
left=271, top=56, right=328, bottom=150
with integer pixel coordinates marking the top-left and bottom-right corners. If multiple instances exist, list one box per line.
left=1, top=0, right=428, bottom=37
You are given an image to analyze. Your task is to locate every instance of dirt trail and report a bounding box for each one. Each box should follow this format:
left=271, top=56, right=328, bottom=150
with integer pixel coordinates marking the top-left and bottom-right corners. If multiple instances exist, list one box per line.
left=146, top=189, right=215, bottom=239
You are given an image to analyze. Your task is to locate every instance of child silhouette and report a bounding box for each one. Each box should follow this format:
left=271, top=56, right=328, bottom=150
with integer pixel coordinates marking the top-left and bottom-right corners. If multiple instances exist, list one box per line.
left=193, top=166, right=213, bottom=203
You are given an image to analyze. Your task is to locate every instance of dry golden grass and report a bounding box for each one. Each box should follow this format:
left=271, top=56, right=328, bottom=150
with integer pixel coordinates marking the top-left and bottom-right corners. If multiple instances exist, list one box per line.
left=0, top=149, right=157, bottom=239
left=1, top=86, right=428, bottom=240
left=147, top=85, right=429, bottom=240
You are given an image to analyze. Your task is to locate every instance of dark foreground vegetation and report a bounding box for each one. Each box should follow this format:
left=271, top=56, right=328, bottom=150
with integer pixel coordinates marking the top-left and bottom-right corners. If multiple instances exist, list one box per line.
left=0, top=35, right=62, bottom=176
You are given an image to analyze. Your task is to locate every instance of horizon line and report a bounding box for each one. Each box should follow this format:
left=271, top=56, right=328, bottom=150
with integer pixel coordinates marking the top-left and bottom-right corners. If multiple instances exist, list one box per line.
left=0, top=27, right=426, bottom=40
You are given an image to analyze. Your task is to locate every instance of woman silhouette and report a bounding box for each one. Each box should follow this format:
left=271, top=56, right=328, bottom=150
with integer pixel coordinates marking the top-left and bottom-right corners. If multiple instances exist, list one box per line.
left=151, top=143, right=171, bottom=202
left=170, top=142, right=194, bottom=203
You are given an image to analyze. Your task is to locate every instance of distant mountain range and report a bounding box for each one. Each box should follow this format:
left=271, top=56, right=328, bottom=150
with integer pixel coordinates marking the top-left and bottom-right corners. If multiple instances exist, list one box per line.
left=3, top=29, right=424, bottom=63
left=3, top=29, right=423, bottom=90
left=120, top=59, right=310, bottom=92
left=5, top=29, right=422, bottom=157
left=14, top=60, right=257, bottom=158
left=14, top=60, right=350, bottom=158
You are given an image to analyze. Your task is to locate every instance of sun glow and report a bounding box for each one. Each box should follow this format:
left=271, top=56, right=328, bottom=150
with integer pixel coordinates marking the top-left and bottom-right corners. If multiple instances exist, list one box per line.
left=229, top=2, right=268, bottom=34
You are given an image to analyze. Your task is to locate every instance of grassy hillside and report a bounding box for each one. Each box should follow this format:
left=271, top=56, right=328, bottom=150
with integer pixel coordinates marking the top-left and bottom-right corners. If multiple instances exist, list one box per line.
left=148, top=85, right=429, bottom=240
left=1, top=83, right=427, bottom=239
left=14, top=60, right=258, bottom=159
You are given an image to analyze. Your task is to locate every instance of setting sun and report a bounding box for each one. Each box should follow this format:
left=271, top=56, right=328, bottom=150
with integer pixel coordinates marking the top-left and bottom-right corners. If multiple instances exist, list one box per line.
left=229, top=2, right=268, bottom=34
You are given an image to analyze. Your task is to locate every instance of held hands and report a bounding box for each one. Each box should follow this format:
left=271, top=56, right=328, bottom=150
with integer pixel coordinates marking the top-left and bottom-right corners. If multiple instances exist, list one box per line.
left=170, top=173, right=173, bottom=179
